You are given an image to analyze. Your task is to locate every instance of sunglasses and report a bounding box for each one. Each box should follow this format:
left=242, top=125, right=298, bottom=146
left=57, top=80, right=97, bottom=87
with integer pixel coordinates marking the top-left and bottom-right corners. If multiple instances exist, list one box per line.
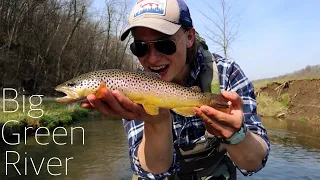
left=130, top=31, right=188, bottom=57
left=130, top=39, right=177, bottom=57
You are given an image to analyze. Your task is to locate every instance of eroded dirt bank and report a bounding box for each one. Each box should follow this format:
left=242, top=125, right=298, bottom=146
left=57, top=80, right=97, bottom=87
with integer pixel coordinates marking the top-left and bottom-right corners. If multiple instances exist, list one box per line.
left=256, top=79, right=320, bottom=122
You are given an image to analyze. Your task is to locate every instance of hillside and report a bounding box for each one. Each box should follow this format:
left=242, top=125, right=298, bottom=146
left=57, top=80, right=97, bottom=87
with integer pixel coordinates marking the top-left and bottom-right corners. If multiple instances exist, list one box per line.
left=276, top=65, right=320, bottom=79
left=254, top=65, right=320, bottom=83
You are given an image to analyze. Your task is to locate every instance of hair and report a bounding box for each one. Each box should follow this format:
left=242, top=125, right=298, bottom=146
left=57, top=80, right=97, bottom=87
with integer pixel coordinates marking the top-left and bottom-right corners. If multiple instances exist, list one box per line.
left=183, top=26, right=201, bottom=65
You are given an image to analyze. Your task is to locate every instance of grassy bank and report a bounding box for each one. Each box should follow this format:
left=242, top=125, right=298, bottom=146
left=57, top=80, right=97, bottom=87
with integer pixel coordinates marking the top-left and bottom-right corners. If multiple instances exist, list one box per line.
left=253, top=78, right=292, bottom=118
left=255, top=92, right=289, bottom=117
left=0, top=98, right=90, bottom=140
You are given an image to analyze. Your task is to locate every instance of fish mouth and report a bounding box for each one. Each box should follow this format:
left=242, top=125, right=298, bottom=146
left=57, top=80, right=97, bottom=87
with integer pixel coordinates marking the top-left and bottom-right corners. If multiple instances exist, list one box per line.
left=55, top=86, right=81, bottom=103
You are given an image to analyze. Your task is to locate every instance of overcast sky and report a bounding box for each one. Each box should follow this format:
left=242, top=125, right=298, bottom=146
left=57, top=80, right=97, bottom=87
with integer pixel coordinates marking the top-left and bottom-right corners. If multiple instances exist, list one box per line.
left=92, top=0, right=320, bottom=81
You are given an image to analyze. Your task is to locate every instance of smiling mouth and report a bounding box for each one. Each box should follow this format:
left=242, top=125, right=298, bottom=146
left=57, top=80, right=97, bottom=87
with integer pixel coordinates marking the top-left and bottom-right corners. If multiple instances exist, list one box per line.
left=149, top=65, right=169, bottom=74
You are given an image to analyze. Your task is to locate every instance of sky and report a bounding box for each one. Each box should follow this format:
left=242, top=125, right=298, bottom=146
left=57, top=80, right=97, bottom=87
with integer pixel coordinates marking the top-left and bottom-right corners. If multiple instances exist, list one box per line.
left=92, top=0, right=320, bottom=81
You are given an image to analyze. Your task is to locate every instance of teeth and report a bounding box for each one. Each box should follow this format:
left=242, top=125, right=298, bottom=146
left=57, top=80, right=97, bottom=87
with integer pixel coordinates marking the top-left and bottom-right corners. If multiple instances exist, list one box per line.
left=150, top=65, right=166, bottom=70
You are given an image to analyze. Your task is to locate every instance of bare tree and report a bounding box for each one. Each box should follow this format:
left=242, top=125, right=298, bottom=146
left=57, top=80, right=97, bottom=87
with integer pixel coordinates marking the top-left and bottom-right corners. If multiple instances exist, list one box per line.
left=198, top=0, right=241, bottom=58
left=0, top=0, right=139, bottom=95
left=56, top=5, right=85, bottom=83
left=97, top=0, right=133, bottom=69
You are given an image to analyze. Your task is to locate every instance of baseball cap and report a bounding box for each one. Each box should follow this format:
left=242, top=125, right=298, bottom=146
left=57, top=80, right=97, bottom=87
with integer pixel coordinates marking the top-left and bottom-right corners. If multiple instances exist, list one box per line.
left=120, top=0, right=193, bottom=41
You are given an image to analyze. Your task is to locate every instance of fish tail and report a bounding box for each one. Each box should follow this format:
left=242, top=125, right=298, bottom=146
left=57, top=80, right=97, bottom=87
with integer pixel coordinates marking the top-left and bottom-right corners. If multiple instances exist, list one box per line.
left=202, top=93, right=230, bottom=113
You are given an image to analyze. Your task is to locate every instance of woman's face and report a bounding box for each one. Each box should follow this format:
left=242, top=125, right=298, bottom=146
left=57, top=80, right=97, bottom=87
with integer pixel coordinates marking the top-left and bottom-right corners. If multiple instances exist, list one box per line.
left=132, top=27, right=195, bottom=84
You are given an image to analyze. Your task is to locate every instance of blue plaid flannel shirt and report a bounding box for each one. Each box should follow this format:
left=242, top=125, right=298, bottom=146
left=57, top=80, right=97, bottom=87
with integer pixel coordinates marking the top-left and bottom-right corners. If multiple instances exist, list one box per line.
left=122, top=49, right=270, bottom=179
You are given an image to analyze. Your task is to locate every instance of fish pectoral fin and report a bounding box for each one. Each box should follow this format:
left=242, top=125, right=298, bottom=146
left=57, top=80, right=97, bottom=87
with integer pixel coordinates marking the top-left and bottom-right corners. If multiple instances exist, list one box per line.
left=96, top=81, right=107, bottom=99
left=172, top=107, right=196, bottom=117
left=143, top=104, right=159, bottom=116
left=133, top=100, right=145, bottom=105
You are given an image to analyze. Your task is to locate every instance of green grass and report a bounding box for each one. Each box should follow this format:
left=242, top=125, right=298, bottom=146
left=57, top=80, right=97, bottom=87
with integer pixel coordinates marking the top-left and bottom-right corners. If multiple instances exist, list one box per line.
left=299, top=117, right=308, bottom=122
left=253, top=76, right=319, bottom=118
left=253, top=79, right=291, bottom=117
left=256, top=92, right=288, bottom=117
left=0, top=97, right=90, bottom=135
left=278, top=93, right=290, bottom=107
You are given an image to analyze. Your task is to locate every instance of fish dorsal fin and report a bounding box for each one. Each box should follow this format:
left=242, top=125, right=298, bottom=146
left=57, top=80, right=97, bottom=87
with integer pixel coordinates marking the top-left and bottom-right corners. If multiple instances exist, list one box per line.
left=96, top=81, right=106, bottom=99
left=140, top=71, right=161, bottom=79
left=143, top=104, right=159, bottom=115
left=172, top=107, right=196, bottom=117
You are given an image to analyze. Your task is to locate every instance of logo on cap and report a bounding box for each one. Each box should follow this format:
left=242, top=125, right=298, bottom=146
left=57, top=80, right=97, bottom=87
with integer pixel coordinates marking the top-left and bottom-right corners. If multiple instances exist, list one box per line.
left=133, top=0, right=167, bottom=19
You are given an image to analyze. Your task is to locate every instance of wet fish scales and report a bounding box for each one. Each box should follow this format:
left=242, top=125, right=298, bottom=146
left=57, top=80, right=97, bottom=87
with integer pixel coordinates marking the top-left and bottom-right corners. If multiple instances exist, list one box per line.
left=55, top=69, right=229, bottom=117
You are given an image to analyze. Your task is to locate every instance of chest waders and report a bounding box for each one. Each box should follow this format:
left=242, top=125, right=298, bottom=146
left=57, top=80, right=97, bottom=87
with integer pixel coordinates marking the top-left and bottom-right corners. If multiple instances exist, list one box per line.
left=132, top=49, right=237, bottom=180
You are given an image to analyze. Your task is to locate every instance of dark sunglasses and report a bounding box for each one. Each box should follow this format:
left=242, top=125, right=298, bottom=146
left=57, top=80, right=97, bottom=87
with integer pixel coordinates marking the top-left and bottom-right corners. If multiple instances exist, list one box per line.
left=130, top=39, right=177, bottom=57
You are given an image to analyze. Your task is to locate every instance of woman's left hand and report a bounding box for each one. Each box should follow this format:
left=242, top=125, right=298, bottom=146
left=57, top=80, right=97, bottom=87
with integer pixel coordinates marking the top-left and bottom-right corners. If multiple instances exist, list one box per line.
left=194, top=90, right=244, bottom=139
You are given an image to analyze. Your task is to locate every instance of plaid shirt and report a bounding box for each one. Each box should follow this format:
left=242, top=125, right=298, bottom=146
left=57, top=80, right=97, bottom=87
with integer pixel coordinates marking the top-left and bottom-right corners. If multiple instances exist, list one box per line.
left=122, top=49, right=270, bottom=179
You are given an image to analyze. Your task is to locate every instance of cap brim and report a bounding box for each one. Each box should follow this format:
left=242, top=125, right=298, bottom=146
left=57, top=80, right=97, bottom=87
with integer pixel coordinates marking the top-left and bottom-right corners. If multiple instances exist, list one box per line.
left=120, top=18, right=181, bottom=41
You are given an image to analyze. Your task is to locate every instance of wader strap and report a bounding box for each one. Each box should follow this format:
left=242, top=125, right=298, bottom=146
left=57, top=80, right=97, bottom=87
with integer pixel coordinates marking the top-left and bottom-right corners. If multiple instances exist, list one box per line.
left=200, top=49, right=220, bottom=94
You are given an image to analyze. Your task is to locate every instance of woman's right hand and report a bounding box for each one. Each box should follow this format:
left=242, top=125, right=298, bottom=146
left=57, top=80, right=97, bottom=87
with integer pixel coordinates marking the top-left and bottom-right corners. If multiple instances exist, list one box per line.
left=81, top=87, right=174, bottom=174
left=80, top=87, right=170, bottom=123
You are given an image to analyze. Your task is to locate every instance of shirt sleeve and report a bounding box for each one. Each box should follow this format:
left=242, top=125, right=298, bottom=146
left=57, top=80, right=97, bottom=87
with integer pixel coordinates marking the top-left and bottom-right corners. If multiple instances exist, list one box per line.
left=218, top=59, right=271, bottom=176
left=122, top=119, right=180, bottom=179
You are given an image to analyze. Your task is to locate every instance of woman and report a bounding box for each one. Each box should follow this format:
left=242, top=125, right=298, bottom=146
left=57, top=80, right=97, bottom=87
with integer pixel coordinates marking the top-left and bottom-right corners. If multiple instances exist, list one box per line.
left=81, top=0, right=270, bottom=179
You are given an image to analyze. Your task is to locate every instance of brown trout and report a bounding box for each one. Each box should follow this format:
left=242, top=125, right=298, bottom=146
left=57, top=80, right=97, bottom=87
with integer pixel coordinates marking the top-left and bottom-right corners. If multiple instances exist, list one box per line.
left=55, top=69, right=229, bottom=117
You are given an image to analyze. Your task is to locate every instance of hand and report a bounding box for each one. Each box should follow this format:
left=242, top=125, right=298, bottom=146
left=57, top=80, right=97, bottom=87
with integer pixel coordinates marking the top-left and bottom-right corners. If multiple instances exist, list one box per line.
left=194, top=90, right=244, bottom=139
left=80, top=87, right=170, bottom=123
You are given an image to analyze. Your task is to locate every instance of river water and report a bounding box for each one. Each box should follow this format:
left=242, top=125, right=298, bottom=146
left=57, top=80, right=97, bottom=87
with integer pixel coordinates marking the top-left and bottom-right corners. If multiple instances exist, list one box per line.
left=1, top=116, right=320, bottom=180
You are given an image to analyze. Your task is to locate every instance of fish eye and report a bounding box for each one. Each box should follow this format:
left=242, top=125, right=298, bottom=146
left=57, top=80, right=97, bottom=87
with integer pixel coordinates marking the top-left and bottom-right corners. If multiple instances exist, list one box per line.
left=66, top=82, right=76, bottom=86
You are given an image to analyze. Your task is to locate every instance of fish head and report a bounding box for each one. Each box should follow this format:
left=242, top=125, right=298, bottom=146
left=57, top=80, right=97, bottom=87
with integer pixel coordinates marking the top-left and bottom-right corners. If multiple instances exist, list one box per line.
left=55, top=71, right=104, bottom=103
left=55, top=74, right=100, bottom=103
left=55, top=79, right=84, bottom=103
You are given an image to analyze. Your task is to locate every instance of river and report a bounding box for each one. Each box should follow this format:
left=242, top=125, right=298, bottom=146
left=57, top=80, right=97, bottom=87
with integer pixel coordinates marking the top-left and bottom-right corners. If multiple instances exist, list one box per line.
left=1, top=116, right=320, bottom=180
